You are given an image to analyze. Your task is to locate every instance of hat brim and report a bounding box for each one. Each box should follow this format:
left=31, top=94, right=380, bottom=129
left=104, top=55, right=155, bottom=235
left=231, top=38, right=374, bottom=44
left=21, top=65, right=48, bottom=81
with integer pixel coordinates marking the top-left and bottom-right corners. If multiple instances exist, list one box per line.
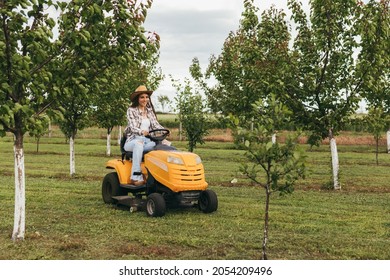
left=130, top=90, right=153, bottom=101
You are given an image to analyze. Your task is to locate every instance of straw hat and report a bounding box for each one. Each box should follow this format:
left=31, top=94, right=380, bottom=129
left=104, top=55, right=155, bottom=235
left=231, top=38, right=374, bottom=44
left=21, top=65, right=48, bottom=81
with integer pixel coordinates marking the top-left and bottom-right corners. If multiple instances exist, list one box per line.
left=130, top=85, right=153, bottom=102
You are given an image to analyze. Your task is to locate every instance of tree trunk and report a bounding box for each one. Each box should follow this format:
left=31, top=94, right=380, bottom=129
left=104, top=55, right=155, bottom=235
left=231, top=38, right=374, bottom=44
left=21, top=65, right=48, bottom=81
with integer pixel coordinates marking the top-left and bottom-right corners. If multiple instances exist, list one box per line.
left=262, top=185, right=271, bottom=260
left=106, top=129, right=111, bottom=157
left=329, top=129, right=341, bottom=190
left=12, top=132, right=26, bottom=241
left=36, top=137, right=40, bottom=153
left=271, top=133, right=276, bottom=144
left=118, top=126, right=122, bottom=145
left=387, top=129, right=390, bottom=154
left=70, top=135, right=76, bottom=176
left=179, top=121, right=183, bottom=141
left=48, top=119, right=52, bottom=138
left=375, top=137, right=379, bottom=165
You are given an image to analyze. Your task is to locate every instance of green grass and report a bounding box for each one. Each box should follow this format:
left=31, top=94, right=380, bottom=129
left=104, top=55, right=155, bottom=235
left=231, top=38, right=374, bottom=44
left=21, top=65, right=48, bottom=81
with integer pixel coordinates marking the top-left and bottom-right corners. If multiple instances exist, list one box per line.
left=0, top=130, right=389, bottom=260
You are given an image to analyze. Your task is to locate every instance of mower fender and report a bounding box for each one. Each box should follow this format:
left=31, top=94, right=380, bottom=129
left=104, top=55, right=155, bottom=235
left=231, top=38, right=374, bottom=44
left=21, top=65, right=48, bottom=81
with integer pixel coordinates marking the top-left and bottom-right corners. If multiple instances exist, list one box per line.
left=105, top=159, right=147, bottom=185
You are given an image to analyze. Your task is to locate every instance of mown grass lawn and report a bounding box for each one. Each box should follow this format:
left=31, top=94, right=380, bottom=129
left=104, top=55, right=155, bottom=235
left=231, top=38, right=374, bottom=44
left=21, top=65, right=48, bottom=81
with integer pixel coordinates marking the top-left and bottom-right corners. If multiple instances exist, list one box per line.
left=0, top=130, right=389, bottom=260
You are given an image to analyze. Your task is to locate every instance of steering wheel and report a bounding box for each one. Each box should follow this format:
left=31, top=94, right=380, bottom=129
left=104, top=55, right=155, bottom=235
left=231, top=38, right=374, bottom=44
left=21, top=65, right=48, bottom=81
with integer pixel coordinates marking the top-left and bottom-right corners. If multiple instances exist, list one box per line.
left=147, top=129, right=170, bottom=143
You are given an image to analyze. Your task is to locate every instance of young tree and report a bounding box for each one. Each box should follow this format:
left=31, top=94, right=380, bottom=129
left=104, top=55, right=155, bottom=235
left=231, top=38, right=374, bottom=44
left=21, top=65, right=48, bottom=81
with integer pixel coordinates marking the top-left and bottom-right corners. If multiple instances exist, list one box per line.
left=172, top=78, right=209, bottom=152
left=237, top=96, right=305, bottom=260
left=286, top=0, right=362, bottom=189
left=364, top=106, right=390, bottom=165
left=355, top=0, right=390, bottom=153
left=191, top=0, right=292, bottom=142
left=28, top=114, right=50, bottom=153
left=157, top=94, right=170, bottom=113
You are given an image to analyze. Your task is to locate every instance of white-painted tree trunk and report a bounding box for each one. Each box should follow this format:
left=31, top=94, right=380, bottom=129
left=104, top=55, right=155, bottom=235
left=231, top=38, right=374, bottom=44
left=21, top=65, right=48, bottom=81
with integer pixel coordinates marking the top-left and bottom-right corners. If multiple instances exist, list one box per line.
left=70, top=136, right=76, bottom=176
left=387, top=129, right=390, bottom=154
left=106, top=132, right=111, bottom=156
left=330, top=136, right=341, bottom=190
left=12, top=144, right=25, bottom=241
left=48, top=119, right=52, bottom=138
left=118, top=126, right=122, bottom=145
left=179, top=121, right=183, bottom=141
left=271, top=133, right=276, bottom=144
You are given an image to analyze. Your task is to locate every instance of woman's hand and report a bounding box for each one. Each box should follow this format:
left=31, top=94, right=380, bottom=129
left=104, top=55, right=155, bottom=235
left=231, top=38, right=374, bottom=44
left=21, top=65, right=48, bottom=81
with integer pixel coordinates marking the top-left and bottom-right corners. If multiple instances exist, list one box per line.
left=141, top=130, right=149, bottom=136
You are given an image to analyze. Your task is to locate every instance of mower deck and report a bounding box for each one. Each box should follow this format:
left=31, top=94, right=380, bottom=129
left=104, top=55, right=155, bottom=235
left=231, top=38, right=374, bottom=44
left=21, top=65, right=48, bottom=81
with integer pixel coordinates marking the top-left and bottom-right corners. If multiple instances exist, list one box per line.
left=119, top=184, right=146, bottom=191
left=112, top=196, right=146, bottom=212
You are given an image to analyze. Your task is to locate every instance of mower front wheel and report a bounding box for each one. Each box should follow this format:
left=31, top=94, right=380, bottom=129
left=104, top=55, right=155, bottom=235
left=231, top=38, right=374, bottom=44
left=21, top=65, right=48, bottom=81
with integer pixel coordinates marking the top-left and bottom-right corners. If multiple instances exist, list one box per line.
left=146, top=193, right=166, bottom=217
left=102, top=172, right=127, bottom=204
left=198, top=189, right=218, bottom=213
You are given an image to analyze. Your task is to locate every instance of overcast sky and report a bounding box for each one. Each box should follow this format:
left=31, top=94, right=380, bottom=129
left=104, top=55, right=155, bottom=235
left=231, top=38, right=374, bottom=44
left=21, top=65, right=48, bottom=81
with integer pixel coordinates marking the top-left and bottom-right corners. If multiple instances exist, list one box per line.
left=143, top=0, right=309, bottom=109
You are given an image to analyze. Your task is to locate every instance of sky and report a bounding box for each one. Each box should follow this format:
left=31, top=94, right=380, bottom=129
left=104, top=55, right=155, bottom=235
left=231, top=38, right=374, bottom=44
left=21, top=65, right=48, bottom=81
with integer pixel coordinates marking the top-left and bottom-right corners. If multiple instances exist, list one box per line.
left=143, top=0, right=309, bottom=110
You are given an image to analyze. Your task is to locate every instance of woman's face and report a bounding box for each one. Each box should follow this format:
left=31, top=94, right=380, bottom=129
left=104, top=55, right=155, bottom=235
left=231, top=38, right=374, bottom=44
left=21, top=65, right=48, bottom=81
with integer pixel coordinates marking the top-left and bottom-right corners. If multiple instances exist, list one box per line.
left=138, top=93, right=150, bottom=108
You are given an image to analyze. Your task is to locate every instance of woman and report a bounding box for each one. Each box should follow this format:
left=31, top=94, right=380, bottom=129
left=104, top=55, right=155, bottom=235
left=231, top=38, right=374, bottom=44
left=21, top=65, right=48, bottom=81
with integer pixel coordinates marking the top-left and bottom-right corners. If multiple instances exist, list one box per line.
left=124, top=85, right=164, bottom=186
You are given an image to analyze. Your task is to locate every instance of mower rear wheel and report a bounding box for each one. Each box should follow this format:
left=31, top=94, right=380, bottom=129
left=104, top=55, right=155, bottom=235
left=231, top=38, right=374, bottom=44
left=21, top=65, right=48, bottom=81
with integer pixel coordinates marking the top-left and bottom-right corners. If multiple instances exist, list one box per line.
left=146, top=193, right=166, bottom=217
left=198, top=189, right=218, bottom=213
left=102, top=172, right=127, bottom=204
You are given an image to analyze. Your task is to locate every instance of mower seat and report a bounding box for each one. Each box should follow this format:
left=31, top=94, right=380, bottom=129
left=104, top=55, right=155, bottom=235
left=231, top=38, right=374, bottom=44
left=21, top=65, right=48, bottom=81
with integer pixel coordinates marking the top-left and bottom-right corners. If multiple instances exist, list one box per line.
left=120, top=133, right=149, bottom=161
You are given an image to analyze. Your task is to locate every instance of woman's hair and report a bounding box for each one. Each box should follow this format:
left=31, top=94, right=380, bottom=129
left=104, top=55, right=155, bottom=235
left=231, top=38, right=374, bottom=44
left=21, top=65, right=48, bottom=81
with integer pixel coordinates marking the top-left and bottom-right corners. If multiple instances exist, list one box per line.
left=131, top=94, right=157, bottom=115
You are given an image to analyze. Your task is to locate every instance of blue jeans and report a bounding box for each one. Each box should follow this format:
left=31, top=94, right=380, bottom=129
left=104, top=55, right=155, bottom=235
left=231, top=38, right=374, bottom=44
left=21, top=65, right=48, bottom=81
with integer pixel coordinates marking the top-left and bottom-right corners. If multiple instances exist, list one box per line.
left=124, top=136, right=155, bottom=181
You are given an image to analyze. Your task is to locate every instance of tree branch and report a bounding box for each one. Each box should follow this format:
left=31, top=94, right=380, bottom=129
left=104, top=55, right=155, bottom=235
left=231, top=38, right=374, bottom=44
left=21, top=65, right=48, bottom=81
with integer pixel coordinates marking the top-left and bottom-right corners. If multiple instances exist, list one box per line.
left=1, top=8, right=16, bottom=102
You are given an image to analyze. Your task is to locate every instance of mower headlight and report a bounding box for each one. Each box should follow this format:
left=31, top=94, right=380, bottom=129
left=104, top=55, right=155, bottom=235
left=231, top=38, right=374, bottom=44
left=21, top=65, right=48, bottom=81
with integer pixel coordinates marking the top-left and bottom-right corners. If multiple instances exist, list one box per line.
left=195, top=156, right=202, bottom=164
left=167, top=156, right=184, bottom=165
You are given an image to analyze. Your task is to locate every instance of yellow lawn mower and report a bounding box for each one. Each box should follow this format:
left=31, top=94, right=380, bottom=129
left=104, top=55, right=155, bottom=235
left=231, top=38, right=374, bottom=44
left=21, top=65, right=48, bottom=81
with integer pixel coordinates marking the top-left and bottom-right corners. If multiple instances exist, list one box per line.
left=102, top=129, right=218, bottom=217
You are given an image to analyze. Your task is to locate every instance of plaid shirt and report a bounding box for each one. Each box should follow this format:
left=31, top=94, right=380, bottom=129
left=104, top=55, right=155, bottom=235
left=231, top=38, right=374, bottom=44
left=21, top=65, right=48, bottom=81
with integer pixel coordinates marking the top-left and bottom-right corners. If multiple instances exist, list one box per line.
left=125, top=106, right=164, bottom=141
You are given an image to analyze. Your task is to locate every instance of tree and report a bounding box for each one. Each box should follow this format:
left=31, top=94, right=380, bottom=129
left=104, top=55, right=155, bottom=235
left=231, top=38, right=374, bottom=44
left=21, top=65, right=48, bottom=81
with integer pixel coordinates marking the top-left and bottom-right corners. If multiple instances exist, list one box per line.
left=53, top=0, right=158, bottom=176
left=28, top=114, right=50, bottom=153
left=1, top=0, right=63, bottom=241
left=93, top=67, right=134, bottom=157
left=191, top=0, right=292, bottom=136
left=237, top=96, right=306, bottom=260
left=157, top=94, right=170, bottom=113
left=364, top=106, right=390, bottom=165
left=355, top=0, right=390, bottom=153
left=172, top=77, right=209, bottom=152
left=0, top=0, right=156, bottom=241
left=286, top=0, right=362, bottom=189
left=93, top=58, right=163, bottom=157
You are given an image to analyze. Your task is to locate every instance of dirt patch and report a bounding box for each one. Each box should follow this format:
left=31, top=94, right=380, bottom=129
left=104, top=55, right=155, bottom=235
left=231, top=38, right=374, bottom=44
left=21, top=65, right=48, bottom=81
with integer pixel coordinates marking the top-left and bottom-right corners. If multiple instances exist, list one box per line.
left=115, top=243, right=181, bottom=259
left=205, top=129, right=388, bottom=145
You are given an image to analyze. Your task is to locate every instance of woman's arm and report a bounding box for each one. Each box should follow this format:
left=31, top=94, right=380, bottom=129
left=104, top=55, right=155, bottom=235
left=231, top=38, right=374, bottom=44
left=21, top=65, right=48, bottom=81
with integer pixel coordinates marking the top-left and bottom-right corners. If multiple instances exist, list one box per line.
left=126, top=107, right=143, bottom=135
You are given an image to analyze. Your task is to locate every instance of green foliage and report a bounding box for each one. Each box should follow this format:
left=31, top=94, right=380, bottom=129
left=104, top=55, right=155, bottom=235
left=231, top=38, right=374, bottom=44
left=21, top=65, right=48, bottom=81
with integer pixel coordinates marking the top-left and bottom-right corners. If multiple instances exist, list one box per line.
left=237, top=96, right=305, bottom=194
left=190, top=0, right=292, bottom=131
left=234, top=94, right=305, bottom=259
left=157, top=95, right=171, bottom=113
left=287, top=0, right=362, bottom=145
left=355, top=0, right=389, bottom=119
left=365, top=107, right=390, bottom=140
left=172, top=78, right=210, bottom=152
left=0, top=0, right=60, bottom=140
left=252, top=94, right=293, bottom=133
left=241, top=133, right=306, bottom=193
left=27, top=113, right=50, bottom=140
left=92, top=58, right=163, bottom=135
left=53, top=1, right=160, bottom=140
left=1, top=0, right=159, bottom=142
left=364, top=106, right=390, bottom=164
